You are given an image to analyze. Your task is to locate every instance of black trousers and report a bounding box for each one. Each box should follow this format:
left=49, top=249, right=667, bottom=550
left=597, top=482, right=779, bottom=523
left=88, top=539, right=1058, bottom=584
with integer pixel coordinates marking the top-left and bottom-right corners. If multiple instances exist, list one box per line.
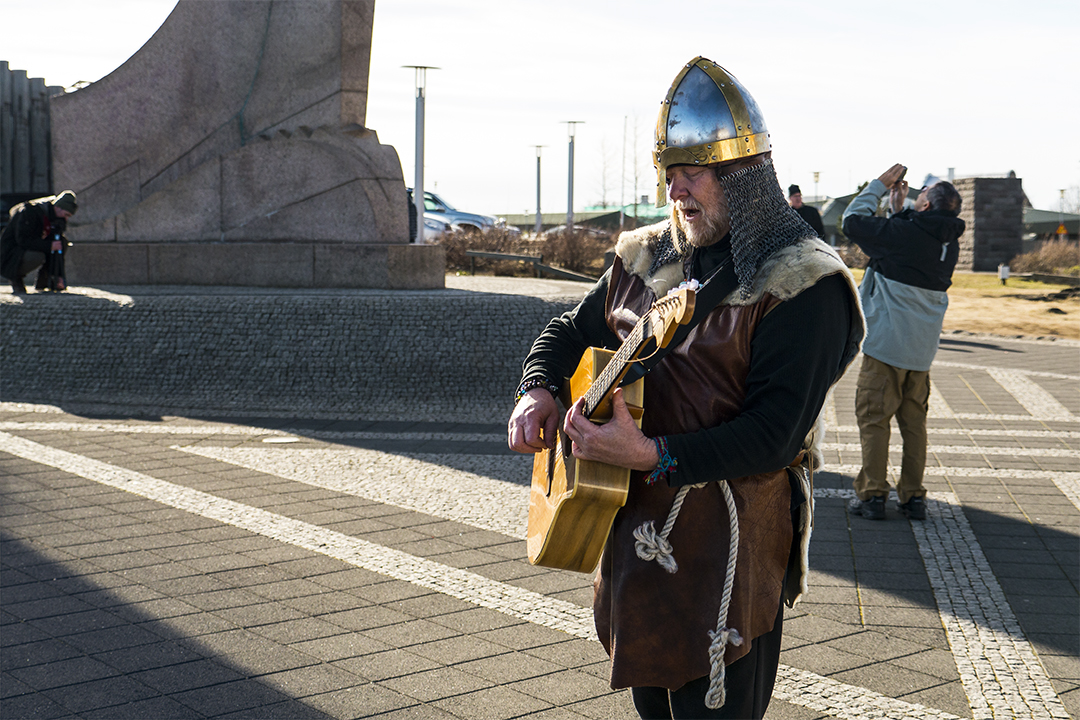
left=630, top=593, right=785, bottom=720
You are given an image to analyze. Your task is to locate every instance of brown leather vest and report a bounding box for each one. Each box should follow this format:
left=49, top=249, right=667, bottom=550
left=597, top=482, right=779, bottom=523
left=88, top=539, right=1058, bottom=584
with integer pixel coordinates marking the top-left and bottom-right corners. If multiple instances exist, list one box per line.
left=593, top=256, right=793, bottom=691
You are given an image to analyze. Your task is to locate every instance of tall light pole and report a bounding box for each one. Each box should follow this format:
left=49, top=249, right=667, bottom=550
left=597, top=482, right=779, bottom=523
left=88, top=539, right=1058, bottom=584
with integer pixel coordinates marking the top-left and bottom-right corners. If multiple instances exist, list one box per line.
left=1060, top=189, right=1068, bottom=240
left=620, top=115, right=627, bottom=231
left=533, top=145, right=545, bottom=235
left=813, top=171, right=820, bottom=205
left=563, top=121, right=584, bottom=230
left=404, top=65, right=439, bottom=244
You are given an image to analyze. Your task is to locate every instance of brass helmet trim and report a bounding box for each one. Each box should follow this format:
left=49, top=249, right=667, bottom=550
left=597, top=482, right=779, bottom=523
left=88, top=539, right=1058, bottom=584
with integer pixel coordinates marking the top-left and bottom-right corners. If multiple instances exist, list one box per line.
left=653, top=57, right=771, bottom=206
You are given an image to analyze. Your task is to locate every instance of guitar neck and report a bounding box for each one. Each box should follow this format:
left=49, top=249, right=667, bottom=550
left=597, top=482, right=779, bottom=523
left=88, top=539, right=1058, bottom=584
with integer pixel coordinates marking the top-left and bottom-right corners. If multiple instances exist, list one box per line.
left=581, top=320, right=650, bottom=419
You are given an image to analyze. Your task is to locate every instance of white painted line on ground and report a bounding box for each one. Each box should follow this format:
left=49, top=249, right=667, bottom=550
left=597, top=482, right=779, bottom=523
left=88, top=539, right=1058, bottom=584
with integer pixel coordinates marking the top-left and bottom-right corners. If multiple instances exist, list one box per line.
left=0, top=431, right=590, bottom=640
left=929, top=383, right=956, bottom=419
left=0, top=402, right=65, bottom=414
left=934, top=361, right=1079, bottom=382
left=0, top=431, right=971, bottom=720
left=931, top=413, right=1077, bottom=423
left=828, top=426, right=1080, bottom=440
left=986, top=368, right=1075, bottom=421
left=174, top=446, right=530, bottom=538
left=824, top=390, right=839, bottom=429
left=822, top=443, right=1079, bottom=459
left=819, top=488, right=1068, bottom=720
left=772, top=664, right=962, bottom=720
left=0, top=421, right=502, bottom=443
left=827, top=464, right=1080, bottom=511
left=0, top=421, right=286, bottom=436
left=7, top=419, right=1079, bottom=443
left=826, top=463, right=1080, bottom=484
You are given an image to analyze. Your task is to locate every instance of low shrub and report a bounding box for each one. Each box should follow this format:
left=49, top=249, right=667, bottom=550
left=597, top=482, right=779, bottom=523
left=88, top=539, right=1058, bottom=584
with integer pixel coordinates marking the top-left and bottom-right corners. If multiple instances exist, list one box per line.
left=1009, top=240, right=1080, bottom=277
left=836, top=242, right=869, bottom=269
left=438, top=228, right=527, bottom=275
left=437, top=227, right=613, bottom=277
left=535, top=229, right=612, bottom=275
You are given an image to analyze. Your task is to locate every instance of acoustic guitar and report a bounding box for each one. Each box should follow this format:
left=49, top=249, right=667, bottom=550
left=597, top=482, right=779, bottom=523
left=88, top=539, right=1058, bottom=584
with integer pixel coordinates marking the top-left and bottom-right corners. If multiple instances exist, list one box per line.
left=526, top=287, right=696, bottom=573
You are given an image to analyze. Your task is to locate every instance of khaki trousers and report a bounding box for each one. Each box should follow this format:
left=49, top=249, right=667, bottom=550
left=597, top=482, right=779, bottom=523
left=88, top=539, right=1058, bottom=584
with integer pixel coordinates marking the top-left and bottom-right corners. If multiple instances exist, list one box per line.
left=854, top=354, right=930, bottom=504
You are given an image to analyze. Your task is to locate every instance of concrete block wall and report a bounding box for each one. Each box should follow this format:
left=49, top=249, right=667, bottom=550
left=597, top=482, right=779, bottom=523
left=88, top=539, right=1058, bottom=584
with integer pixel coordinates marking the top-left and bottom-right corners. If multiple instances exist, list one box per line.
left=0, top=290, right=575, bottom=423
left=0, top=62, right=64, bottom=198
left=955, top=177, right=1024, bottom=271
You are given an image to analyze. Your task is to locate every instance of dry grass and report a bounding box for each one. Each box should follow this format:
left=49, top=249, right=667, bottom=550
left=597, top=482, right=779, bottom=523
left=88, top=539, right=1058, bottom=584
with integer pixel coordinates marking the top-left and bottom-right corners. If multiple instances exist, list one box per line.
left=438, top=228, right=613, bottom=277
left=850, top=269, right=1079, bottom=340
left=1009, top=239, right=1080, bottom=277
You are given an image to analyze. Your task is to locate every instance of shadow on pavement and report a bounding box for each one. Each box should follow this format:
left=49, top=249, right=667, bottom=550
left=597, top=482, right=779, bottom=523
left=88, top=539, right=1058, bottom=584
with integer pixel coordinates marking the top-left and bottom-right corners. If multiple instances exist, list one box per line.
left=811, top=471, right=1079, bottom=659
left=0, top=532, right=336, bottom=720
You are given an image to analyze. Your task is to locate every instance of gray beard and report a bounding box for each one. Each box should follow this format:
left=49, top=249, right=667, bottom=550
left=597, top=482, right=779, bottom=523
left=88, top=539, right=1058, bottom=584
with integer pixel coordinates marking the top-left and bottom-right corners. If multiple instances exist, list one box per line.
left=672, top=204, right=724, bottom=250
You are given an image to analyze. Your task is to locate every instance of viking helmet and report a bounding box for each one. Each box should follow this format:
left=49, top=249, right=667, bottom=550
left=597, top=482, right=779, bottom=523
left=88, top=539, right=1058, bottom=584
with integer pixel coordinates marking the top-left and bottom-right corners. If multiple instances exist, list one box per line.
left=653, top=57, right=771, bottom=206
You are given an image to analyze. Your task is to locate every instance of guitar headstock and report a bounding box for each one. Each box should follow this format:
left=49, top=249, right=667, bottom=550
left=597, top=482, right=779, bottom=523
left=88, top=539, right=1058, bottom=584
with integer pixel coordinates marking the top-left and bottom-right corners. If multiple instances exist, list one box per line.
left=647, top=286, right=697, bottom=348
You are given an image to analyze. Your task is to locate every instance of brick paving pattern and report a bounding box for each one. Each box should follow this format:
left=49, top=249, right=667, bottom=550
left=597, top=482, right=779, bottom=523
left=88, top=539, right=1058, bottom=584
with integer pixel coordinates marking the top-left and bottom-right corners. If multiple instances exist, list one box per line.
left=1, top=280, right=1077, bottom=719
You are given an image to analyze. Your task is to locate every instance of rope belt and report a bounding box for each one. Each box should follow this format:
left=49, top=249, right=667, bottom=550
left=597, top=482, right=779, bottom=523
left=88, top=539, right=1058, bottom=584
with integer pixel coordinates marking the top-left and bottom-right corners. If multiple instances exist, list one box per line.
left=632, top=479, right=742, bottom=710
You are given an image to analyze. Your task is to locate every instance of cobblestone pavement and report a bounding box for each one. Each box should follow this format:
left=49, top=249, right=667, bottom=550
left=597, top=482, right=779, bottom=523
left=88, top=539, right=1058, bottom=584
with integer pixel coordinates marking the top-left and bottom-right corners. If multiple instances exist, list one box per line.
left=2, top=322, right=1077, bottom=718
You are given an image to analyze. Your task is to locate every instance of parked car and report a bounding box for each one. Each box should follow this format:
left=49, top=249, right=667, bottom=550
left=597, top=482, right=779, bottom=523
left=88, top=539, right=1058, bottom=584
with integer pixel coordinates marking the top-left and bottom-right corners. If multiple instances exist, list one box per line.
left=407, top=188, right=503, bottom=234
left=406, top=194, right=452, bottom=241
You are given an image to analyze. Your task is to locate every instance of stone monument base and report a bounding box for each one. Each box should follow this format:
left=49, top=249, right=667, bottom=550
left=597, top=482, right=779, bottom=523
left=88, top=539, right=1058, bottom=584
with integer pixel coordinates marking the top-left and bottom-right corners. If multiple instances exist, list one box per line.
left=65, top=242, right=445, bottom=289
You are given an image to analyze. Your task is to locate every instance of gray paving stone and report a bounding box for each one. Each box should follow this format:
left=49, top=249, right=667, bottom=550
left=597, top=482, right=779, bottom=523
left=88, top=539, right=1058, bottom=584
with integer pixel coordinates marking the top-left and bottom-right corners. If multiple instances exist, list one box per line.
left=509, top=668, right=616, bottom=706
left=430, top=684, right=553, bottom=720
left=258, top=663, right=367, bottom=697
left=3, top=322, right=1078, bottom=720
left=301, top=683, right=416, bottom=718
left=331, top=649, right=442, bottom=683
left=407, top=635, right=509, bottom=666
left=381, top=665, right=494, bottom=702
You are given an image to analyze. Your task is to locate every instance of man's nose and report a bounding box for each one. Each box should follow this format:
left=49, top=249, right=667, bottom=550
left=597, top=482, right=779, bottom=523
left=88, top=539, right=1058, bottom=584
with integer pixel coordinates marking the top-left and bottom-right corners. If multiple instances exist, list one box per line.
left=668, top=173, right=690, bottom=201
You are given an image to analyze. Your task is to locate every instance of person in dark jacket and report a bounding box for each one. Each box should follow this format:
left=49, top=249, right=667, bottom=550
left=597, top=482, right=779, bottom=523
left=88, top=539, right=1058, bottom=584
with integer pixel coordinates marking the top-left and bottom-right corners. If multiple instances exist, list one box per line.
left=1, top=191, right=78, bottom=293
left=841, top=164, right=965, bottom=521
left=788, top=184, right=825, bottom=239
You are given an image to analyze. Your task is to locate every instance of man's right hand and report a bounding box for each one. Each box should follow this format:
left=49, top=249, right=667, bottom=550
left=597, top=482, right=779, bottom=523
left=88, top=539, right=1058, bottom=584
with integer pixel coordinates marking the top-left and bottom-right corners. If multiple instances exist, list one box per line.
left=508, top=388, right=559, bottom=453
left=877, top=163, right=907, bottom=189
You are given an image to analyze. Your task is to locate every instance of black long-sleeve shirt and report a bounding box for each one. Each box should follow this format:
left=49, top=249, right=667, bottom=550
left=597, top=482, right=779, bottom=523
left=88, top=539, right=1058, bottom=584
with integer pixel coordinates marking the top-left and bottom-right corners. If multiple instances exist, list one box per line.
left=520, top=237, right=856, bottom=487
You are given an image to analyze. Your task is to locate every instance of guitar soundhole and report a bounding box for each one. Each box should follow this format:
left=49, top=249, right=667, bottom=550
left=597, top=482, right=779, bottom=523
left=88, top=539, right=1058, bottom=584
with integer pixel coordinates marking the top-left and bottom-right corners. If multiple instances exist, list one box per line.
left=559, top=431, right=576, bottom=488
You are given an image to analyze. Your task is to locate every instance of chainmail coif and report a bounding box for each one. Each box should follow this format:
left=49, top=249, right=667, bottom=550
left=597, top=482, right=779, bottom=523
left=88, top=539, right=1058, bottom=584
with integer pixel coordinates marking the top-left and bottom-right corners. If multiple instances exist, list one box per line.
left=720, top=158, right=817, bottom=299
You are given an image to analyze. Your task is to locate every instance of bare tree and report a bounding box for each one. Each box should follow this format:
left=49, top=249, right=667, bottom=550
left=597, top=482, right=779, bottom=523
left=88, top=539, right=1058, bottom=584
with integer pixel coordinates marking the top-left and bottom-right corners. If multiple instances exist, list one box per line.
left=593, top=137, right=617, bottom=208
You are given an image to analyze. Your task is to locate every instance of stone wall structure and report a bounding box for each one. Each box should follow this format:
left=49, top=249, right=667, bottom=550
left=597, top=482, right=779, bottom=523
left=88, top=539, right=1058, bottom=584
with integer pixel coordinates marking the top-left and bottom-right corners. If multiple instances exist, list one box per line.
left=954, top=177, right=1025, bottom=272
left=50, top=0, right=442, bottom=289
left=0, top=62, right=63, bottom=202
left=0, top=289, right=577, bottom=423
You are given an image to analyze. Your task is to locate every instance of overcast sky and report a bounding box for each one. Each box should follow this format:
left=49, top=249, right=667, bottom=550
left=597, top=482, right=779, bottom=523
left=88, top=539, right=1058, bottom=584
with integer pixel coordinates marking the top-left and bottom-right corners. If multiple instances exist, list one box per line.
left=3, top=0, right=1077, bottom=217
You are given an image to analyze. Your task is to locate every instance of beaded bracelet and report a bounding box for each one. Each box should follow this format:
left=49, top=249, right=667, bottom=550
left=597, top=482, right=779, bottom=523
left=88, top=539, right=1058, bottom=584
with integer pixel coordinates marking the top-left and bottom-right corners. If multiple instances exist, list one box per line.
left=645, top=436, right=677, bottom=485
left=515, top=377, right=560, bottom=403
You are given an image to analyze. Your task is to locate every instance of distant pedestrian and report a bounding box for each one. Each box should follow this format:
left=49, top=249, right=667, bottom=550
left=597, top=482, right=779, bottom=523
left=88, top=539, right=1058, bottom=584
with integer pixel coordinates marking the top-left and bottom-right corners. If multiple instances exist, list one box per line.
left=842, top=165, right=965, bottom=520
left=788, top=184, right=825, bottom=239
left=1, top=191, right=77, bottom=293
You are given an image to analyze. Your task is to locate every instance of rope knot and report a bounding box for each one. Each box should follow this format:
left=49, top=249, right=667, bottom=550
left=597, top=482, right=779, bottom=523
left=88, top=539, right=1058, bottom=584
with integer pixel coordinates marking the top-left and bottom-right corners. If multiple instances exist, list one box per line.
left=633, top=521, right=678, bottom=573
left=704, top=626, right=744, bottom=710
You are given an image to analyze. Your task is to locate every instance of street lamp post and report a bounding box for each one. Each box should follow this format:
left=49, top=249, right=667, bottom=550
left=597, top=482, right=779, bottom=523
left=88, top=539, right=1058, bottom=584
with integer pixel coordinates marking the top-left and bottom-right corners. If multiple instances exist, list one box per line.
left=1060, top=189, right=1068, bottom=240
left=563, top=121, right=584, bottom=230
left=404, top=65, right=439, bottom=244
left=533, top=146, right=546, bottom=235
left=813, top=171, right=820, bottom=206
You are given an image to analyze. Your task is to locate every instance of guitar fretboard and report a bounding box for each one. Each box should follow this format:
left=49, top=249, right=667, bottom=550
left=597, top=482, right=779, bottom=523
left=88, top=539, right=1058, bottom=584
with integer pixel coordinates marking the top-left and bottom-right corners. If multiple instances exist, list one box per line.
left=581, top=318, right=650, bottom=418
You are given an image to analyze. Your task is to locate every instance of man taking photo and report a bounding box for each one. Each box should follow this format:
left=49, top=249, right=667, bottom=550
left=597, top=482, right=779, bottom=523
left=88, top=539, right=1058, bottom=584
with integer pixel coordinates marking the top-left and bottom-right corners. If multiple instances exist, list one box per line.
left=842, top=165, right=965, bottom=521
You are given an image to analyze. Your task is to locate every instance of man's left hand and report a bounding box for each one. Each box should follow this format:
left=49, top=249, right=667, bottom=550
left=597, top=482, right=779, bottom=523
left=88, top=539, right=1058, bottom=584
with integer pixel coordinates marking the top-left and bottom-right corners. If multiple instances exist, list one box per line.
left=889, top=180, right=908, bottom=214
left=563, top=388, right=659, bottom=471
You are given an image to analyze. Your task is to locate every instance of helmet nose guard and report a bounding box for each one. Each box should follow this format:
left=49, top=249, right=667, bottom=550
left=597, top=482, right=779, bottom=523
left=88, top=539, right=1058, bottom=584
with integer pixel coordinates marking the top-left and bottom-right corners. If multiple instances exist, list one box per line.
left=654, top=57, right=771, bottom=206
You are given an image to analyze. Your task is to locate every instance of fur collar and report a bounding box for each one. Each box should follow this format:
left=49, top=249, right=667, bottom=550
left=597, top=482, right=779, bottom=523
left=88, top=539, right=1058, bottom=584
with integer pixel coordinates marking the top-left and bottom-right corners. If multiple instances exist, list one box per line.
left=614, top=220, right=858, bottom=309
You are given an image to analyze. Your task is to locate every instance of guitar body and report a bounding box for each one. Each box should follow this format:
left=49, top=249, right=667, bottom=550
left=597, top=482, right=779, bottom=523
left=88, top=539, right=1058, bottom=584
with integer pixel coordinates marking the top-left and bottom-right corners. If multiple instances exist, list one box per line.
left=527, top=348, right=644, bottom=573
